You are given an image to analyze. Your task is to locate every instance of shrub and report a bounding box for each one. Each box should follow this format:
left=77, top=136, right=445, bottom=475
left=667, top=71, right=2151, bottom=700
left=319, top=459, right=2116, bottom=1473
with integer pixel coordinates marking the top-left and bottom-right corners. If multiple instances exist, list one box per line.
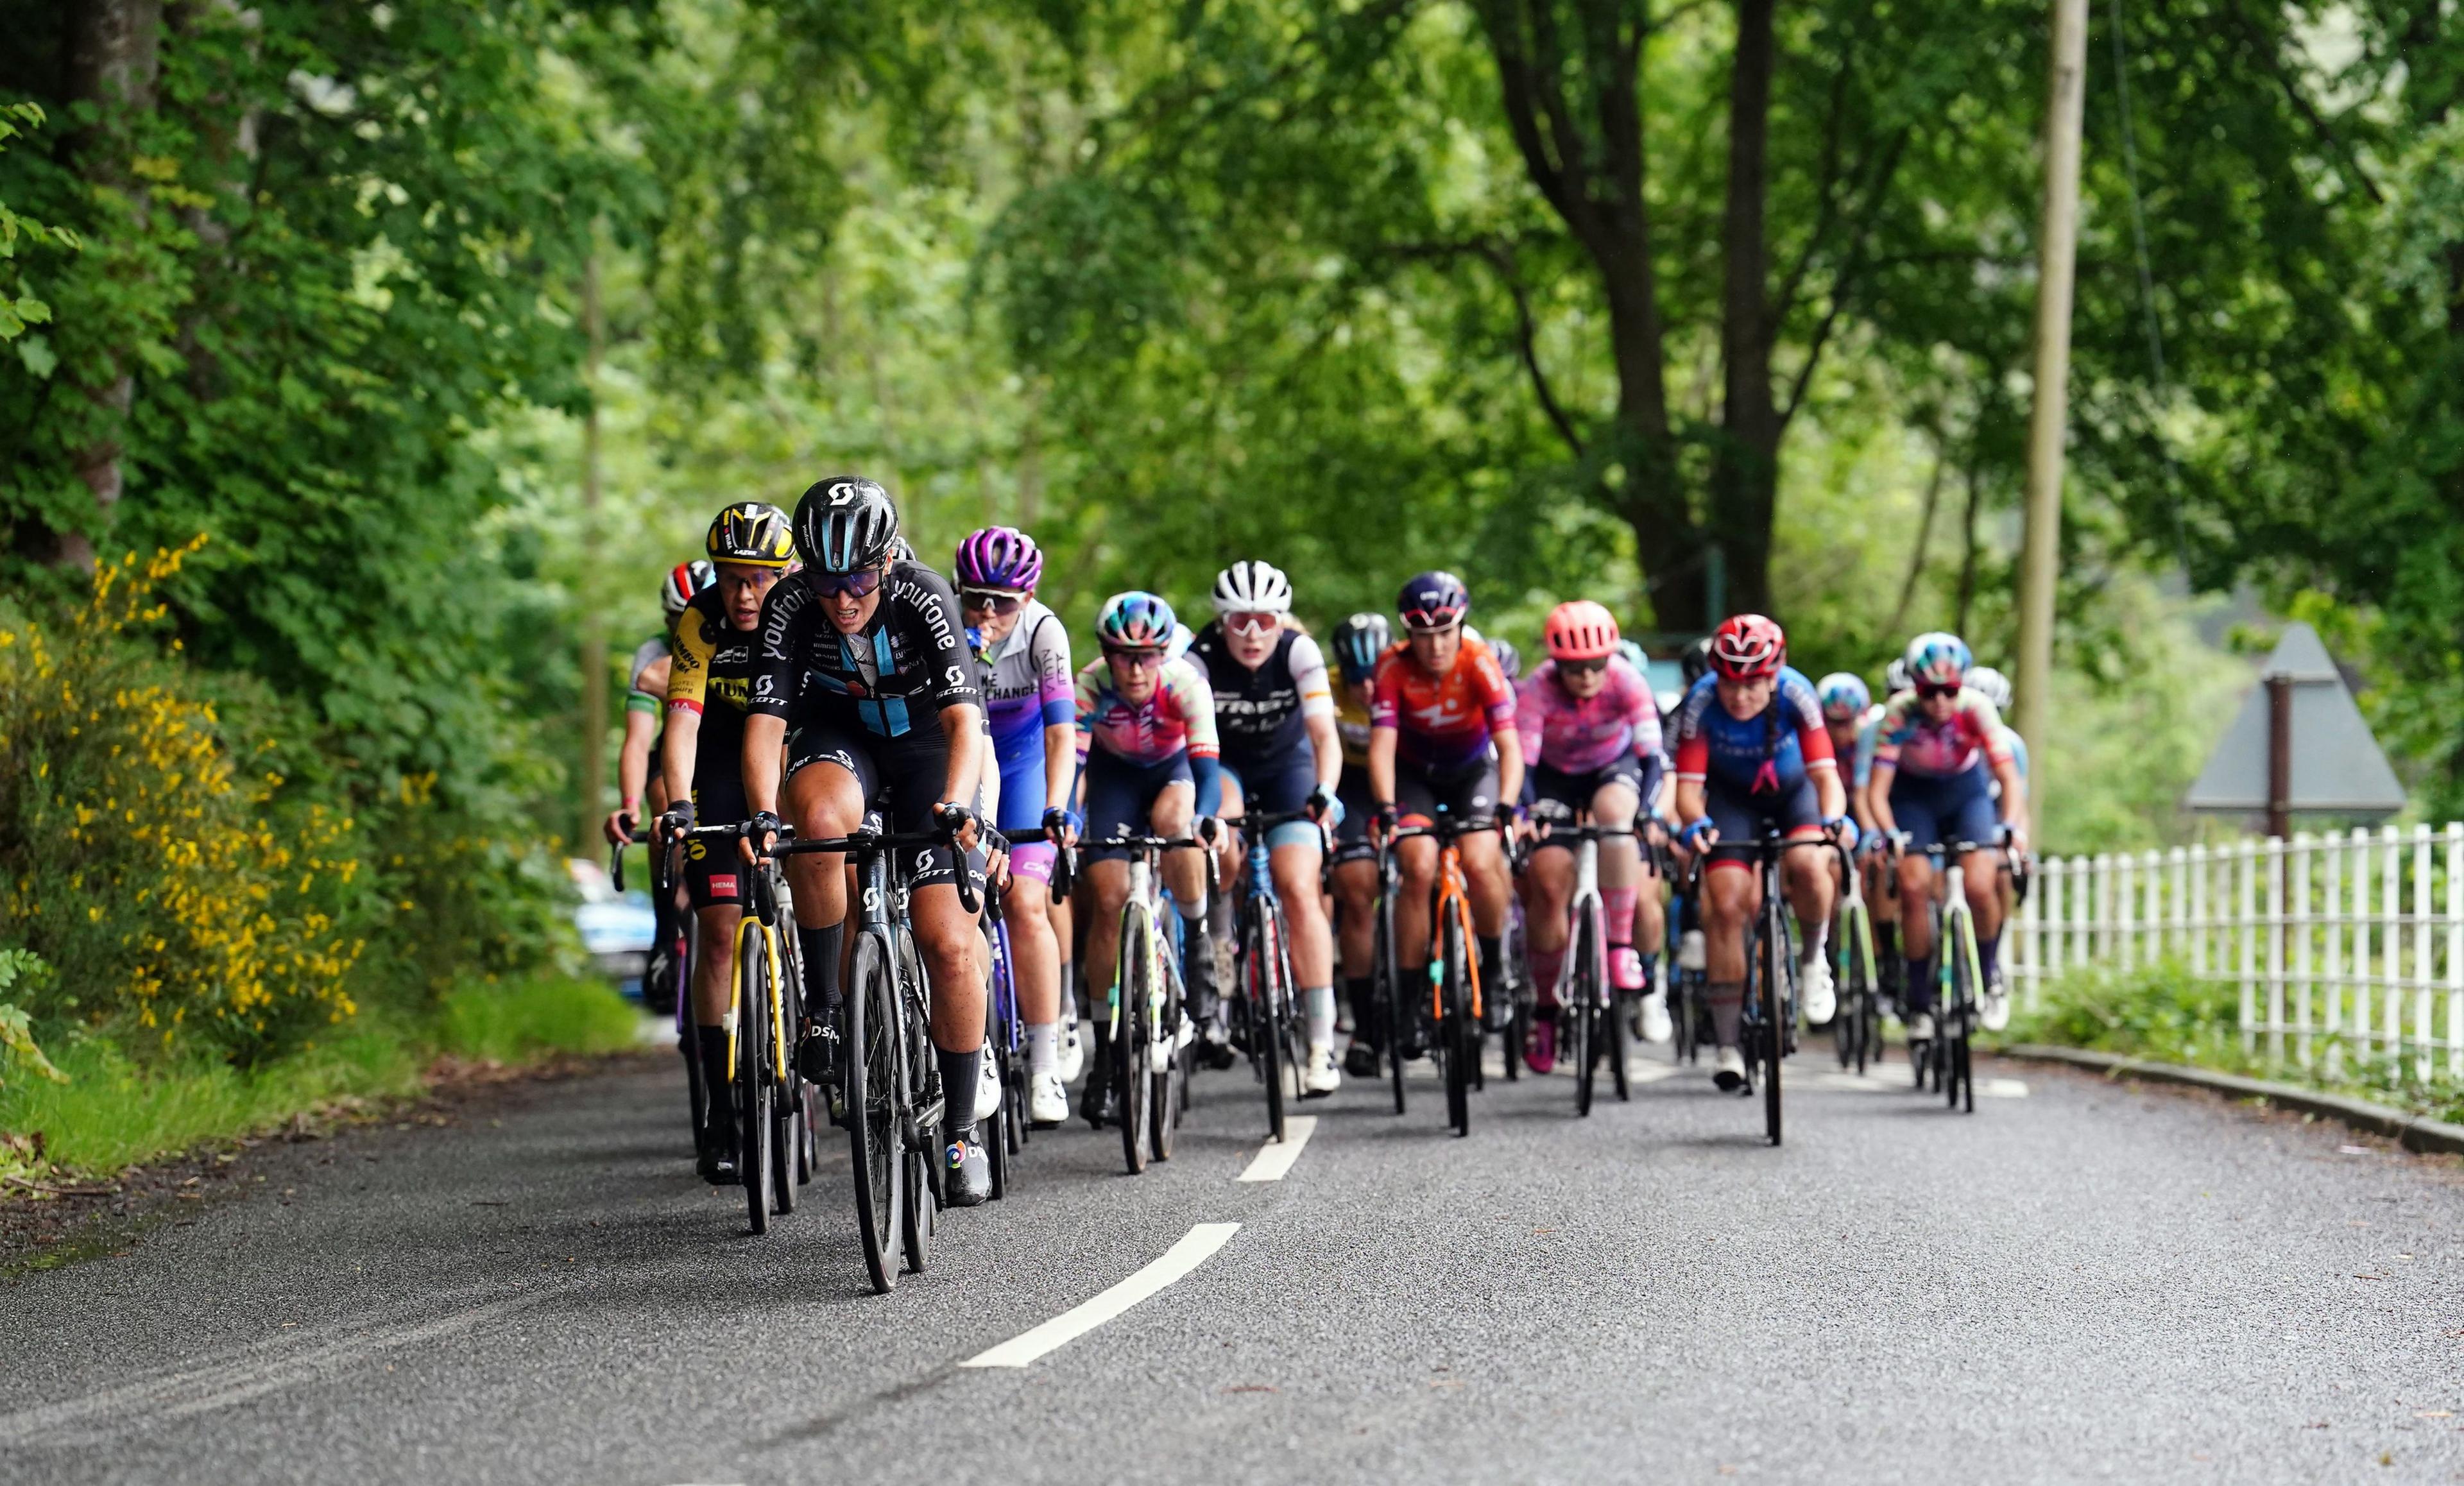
left=2001, top=957, right=2252, bottom=1071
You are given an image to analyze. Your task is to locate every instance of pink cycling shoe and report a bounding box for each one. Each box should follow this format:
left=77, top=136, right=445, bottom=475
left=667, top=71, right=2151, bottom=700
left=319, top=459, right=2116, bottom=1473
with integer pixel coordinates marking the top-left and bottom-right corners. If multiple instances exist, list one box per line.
left=1525, top=1015, right=1558, bottom=1074
left=1610, top=946, right=1647, bottom=992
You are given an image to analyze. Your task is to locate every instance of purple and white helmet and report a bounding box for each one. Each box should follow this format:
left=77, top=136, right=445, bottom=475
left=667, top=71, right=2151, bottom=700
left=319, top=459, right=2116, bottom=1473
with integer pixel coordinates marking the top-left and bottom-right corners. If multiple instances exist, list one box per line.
left=954, top=526, right=1044, bottom=592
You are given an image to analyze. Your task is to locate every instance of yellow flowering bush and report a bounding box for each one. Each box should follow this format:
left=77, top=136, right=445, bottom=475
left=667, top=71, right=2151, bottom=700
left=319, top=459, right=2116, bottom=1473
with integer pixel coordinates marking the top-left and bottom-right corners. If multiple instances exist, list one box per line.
left=0, top=540, right=373, bottom=1064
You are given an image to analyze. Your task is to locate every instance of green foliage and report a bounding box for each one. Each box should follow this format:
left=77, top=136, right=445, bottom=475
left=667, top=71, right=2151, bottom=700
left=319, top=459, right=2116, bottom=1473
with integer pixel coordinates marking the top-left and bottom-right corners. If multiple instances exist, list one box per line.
left=2003, top=957, right=2252, bottom=1072
left=0, top=100, right=77, bottom=346
left=0, top=947, right=65, bottom=1088
left=436, top=974, right=640, bottom=1064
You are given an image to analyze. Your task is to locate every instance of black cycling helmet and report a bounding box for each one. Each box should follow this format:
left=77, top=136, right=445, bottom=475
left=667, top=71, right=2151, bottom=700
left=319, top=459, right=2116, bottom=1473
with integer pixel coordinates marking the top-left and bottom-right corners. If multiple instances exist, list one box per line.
left=1396, top=570, right=1470, bottom=631
left=1331, top=612, right=1390, bottom=683
left=1487, top=636, right=1522, bottom=686
left=705, top=500, right=796, bottom=568
left=1681, top=635, right=1715, bottom=687
left=794, top=476, right=901, bottom=574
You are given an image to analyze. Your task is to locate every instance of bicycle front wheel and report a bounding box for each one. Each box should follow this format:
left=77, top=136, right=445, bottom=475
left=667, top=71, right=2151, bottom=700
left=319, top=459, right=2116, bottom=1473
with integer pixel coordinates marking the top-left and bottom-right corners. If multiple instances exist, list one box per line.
left=846, top=931, right=902, bottom=1294
left=1442, top=911, right=1472, bottom=1137
left=1376, top=891, right=1407, bottom=1115
left=1758, top=897, right=1786, bottom=1147
left=1116, top=911, right=1153, bottom=1174
left=1946, top=909, right=1977, bottom=1114
left=1572, top=913, right=1598, bottom=1118
left=1249, top=907, right=1287, bottom=1144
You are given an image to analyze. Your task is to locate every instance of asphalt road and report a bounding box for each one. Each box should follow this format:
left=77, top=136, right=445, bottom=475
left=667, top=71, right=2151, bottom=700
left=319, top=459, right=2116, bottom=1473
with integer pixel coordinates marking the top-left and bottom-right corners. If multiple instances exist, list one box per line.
left=4, top=1034, right=2463, bottom=1485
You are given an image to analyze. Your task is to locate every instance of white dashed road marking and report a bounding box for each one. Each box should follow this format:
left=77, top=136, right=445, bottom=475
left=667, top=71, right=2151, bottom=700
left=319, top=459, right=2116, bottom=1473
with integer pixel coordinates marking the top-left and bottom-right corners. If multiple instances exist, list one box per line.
left=1235, top=1116, right=1317, bottom=1182
left=959, top=1223, right=1242, bottom=1369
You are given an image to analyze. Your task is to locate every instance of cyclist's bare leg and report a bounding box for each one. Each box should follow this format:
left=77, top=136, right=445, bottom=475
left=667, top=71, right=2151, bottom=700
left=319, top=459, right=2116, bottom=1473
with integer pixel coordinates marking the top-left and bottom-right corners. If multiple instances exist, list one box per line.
left=1589, top=781, right=1651, bottom=984
left=1393, top=835, right=1439, bottom=971
left=1082, top=859, right=1132, bottom=1012
left=691, top=903, right=741, bottom=1028
left=1894, top=855, right=1938, bottom=962
left=1962, top=845, right=2005, bottom=975
left=1781, top=838, right=1836, bottom=947
left=912, top=882, right=984, bottom=1056
left=1151, top=781, right=1205, bottom=919
left=1005, top=875, right=1059, bottom=1027
left=1699, top=863, right=1760, bottom=1050
left=1333, top=858, right=1376, bottom=978
left=1272, top=839, right=1332, bottom=987
left=1523, top=836, right=1575, bottom=1005
left=1461, top=829, right=1510, bottom=937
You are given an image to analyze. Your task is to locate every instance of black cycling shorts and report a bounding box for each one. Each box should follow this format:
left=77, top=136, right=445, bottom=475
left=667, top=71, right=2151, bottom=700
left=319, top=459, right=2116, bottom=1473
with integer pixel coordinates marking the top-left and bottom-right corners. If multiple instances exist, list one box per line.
left=1702, top=772, right=1824, bottom=872
left=682, top=773, right=749, bottom=909
left=1332, top=762, right=1377, bottom=866
left=1393, top=755, right=1500, bottom=828
left=785, top=710, right=982, bottom=893
left=1527, top=756, right=1645, bottom=843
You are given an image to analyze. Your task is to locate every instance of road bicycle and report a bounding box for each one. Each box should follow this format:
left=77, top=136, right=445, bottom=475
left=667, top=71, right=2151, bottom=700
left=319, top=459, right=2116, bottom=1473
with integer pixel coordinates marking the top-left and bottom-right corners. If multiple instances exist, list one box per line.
left=1831, top=841, right=1884, bottom=1075
left=1535, top=819, right=1636, bottom=1117
left=1380, top=808, right=1499, bottom=1138
left=978, top=826, right=1072, bottom=1196
left=1899, top=830, right=2023, bottom=1115
left=1702, top=828, right=1852, bottom=1147
left=1665, top=875, right=1710, bottom=1067
left=760, top=808, right=980, bottom=1293
left=1226, top=808, right=1317, bottom=1143
left=670, top=822, right=817, bottom=1234
left=1098, top=829, right=1217, bottom=1174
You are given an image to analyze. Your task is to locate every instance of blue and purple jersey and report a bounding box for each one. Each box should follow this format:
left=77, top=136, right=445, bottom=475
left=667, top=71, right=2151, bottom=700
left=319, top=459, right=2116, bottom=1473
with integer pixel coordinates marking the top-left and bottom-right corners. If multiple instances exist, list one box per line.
left=1669, top=667, right=1836, bottom=795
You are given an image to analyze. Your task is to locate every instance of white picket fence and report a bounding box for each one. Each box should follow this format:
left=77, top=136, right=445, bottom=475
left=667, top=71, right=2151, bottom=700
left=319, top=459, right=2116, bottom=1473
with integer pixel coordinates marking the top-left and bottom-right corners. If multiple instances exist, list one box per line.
left=2012, top=824, right=2464, bottom=1083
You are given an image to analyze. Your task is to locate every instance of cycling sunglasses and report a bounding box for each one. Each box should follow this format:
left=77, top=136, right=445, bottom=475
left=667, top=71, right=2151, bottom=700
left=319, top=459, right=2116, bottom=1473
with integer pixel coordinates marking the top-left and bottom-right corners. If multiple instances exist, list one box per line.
left=1916, top=681, right=1962, bottom=700
left=1104, top=646, right=1167, bottom=669
left=959, top=588, right=1025, bottom=615
left=1224, top=611, right=1279, bottom=636
left=1399, top=610, right=1461, bottom=634
left=1557, top=656, right=1609, bottom=676
left=812, top=566, right=885, bottom=599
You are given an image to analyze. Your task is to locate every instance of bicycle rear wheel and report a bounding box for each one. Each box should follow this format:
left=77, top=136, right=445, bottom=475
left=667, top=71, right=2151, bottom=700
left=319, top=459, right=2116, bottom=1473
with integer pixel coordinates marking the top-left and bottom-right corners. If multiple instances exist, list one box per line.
left=1947, top=911, right=1976, bottom=1113
left=1116, top=912, right=1153, bottom=1174
left=896, top=930, right=934, bottom=1277
left=1376, top=891, right=1407, bottom=1115
left=735, top=923, right=776, bottom=1232
left=846, top=931, right=902, bottom=1294
left=1151, top=953, right=1181, bottom=1163
left=1442, top=911, right=1472, bottom=1136
left=986, top=1039, right=1011, bottom=1200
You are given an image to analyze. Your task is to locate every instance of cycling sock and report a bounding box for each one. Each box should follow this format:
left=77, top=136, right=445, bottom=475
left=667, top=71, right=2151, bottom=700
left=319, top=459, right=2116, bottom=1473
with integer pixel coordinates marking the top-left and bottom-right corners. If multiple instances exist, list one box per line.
left=1025, top=1021, right=1060, bottom=1077
left=936, top=1045, right=982, bottom=1133
left=1707, top=980, right=1744, bottom=1048
left=1980, top=931, right=2002, bottom=984
left=799, top=922, right=845, bottom=1020
left=1530, top=944, right=1566, bottom=1008
left=1801, top=915, right=1830, bottom=962
left=696, top=1027, right=735, bottom=1126
left=1176, top=894, right=1206, bottom=923
left=1057, top=960, right=1077, bottom=1019
left=1344, top=977, right=1376, bottom=1043
left=1604, top=887, right=1638, bottom=947
left=1876, top=920, right=1899, bottom=964
left=1209, top=885, right=1235, bottom=944
left=1476, top=934, right=1502, bottom=985
left=1903, top=955, right=1937, bottom=1014
left=1305, top=986, right=1337, bottom=1046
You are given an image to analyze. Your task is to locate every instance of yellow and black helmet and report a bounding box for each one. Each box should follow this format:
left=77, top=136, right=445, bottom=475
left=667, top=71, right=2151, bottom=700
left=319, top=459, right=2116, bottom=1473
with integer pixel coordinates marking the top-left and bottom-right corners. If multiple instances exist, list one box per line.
left=705, top=500, right=795, bottom=568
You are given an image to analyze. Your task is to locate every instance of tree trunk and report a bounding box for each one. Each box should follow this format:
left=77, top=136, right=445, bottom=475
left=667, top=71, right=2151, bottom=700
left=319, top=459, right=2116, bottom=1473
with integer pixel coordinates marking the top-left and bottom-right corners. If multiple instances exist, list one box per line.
left=57, top=0, right=164, bottom=572
left=1709, top=0, right=1779, bottom=620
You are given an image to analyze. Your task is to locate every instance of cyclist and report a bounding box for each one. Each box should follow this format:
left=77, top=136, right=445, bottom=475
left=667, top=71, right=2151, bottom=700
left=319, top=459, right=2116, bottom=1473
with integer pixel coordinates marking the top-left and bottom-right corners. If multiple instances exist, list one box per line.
left=954, top=526, right=1079, bottom=1128
left=658, top=508, right=794, bottom=1182
left=1190, top=561, right=1346, bottom=1093
left=1668, top=614, right=1851, bottom=1093
left=1367, top=572, right=1522, bottom=1046
left=606, top=561, right=715, bottom=1018
left=740, top=477, right=996, bottom=1206
left=1516, top=601, right=1670, bottom=1070
left=1866, top=633, right=2030, bottom=1041
left=1074, top=591, right=1223, bottom=1125
left=1965, top=665, right=2029, bottom=801
left=1328, top=612, right=1390, bottom=1076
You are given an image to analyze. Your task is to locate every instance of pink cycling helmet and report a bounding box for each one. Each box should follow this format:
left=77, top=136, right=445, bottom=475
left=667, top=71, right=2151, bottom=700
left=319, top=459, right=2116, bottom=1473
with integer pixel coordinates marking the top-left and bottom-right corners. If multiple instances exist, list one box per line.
left=1543, top=600, right=1620, bottom=662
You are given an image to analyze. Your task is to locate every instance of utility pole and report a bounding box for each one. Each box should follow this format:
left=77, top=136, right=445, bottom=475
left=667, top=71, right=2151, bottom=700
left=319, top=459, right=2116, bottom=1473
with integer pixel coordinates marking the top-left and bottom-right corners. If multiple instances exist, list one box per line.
left=2015, top=0, right=2091, bottom=787
left=576, top=247, right=608, bottom=856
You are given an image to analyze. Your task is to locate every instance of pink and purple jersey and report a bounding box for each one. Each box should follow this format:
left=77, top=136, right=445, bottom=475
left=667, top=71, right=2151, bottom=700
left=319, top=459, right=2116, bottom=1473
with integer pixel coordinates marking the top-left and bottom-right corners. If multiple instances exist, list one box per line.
left=1872, top=687, right=2013, bottom=780
left=1075, top=654, right=1220, bottom=767
left=1370, top=639, right=1516, bottom=774
left=1516, top=656, right=1663, bottom=775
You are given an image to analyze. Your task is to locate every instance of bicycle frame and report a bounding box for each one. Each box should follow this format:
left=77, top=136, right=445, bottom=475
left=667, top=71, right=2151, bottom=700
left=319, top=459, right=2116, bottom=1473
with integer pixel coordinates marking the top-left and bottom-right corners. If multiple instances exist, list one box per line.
left=1386, top=816, right=1492, bottom=1023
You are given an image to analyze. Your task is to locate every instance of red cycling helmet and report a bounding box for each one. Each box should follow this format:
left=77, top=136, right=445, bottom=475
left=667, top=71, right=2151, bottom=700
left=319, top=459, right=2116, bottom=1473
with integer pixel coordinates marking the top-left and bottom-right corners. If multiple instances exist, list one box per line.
left=1709, top=613, right=1786, bottom=681
left=1543, top=600, right=1620, bottom=662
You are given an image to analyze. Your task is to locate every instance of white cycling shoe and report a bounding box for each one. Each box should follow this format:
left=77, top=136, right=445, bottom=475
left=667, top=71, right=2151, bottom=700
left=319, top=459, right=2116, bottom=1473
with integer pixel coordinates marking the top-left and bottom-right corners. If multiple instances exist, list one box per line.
left=1303, top=1042, right=1342, bottom=1097
left=1636, top=989, right=1673, bottom=1045
left=1712, top=1045, right=1750, bottom=1094
left=976, top=1055, right=1004, bottom=1119
left=1903, top=1011, right=1937, bottom=1043
left=1980, top=973, right=2012, bottom=1033
left=1056, top=1010, right=1085, bottom=1084
left=1799, top=953, right=1836, bottom=1026
left=1028, top=1070, right=1069, bottom=1127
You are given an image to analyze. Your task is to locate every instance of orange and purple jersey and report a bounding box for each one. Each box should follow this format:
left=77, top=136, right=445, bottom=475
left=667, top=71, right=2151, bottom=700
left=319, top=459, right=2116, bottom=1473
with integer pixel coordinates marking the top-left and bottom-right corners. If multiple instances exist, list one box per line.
left=1370, top=638, right=1516, bottom=774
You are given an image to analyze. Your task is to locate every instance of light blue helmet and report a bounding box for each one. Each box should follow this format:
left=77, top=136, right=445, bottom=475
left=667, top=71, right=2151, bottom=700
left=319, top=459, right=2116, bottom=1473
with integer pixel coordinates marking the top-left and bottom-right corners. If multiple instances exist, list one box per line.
left=1904, top=632, right=1973, bottom=689
left=1096, top=591, right=1178, bottom=651
left=1815, top=672, right=1871, bottom=719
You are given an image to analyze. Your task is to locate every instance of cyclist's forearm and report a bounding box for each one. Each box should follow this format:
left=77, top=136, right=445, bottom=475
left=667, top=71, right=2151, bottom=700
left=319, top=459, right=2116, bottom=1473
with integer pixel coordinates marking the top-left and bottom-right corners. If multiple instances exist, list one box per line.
left=742, top=714, right=786, bottom=818
left=1368, top=729, right=1396, bottom=804
left=1813, top=764, right=1845, bottom=821
left=941, top=704, right=986, bottom=807
left=1493, top=730, right=1523, bottom=813
left=660, top=709, right=702, bottom=812
left=1994, top=761, right=2028, bottom=835
left=1306, top=712, right=1342, bottom=791
left=1042, top=722, right=1075, bottom=814
left=615, top=710, right=656, bottom=816
left=1866, top=766, right=1898, bottom=836
left=1674, top=779, right=1706, bottom=824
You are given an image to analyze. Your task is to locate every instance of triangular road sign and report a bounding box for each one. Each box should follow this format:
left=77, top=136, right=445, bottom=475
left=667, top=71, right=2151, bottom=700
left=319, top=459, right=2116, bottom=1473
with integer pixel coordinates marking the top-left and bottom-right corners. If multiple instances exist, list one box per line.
left=2183, top=622, right=2405, bottom=816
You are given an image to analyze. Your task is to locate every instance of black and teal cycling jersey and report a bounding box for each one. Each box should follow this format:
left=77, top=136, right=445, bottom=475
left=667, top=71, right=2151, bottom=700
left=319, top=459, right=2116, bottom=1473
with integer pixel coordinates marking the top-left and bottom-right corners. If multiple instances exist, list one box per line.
left=749, top=560, right=979, bottom=740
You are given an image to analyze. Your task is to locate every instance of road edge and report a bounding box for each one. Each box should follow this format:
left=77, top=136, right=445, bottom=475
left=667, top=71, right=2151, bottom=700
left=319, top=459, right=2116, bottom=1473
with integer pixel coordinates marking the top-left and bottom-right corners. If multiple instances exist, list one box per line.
left=2000, top=1043, right=2464, bottom=1158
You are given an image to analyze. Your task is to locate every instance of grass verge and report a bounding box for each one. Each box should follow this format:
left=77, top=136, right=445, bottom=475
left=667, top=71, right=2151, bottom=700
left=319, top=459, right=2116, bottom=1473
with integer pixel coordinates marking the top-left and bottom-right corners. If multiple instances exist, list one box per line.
left=1, top=975, right=640, bottom=1179
left=1990, top=957, right=2464, bottom=1124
